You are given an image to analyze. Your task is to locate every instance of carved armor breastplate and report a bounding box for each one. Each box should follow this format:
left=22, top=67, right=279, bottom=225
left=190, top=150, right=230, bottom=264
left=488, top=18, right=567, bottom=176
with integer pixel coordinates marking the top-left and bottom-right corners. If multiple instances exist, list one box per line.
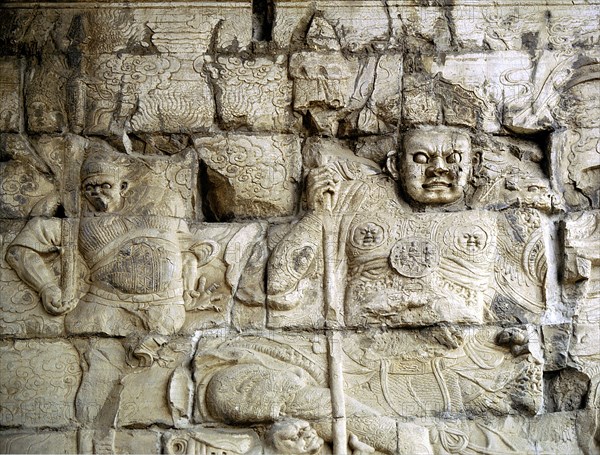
left=345, top=211, right=498, bottom=326
left=79, top=215, right=183, bottom=295
left=94, top=237, right=180, bottom=294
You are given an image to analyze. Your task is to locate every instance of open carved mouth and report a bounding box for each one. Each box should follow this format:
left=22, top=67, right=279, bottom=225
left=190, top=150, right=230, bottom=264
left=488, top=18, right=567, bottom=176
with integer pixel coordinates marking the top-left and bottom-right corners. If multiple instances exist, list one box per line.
left=422, top=181, right=452, bottom=189
left=91, top=197, right=109, bottom=210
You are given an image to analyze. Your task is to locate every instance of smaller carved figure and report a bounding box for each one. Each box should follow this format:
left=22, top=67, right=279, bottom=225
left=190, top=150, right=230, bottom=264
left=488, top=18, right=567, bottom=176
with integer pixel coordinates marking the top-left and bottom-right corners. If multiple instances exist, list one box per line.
left=195, top=335, right=433, bottom=455
left=6, top=147, right=218, bottom=365
left=265, top=419, right=324, bottom=455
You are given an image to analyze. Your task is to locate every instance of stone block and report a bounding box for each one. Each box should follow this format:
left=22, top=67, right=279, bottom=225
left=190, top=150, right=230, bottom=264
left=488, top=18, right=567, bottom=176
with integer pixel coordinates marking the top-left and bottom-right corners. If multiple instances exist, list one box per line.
left=273, top=1, right=389, bottom=51
left=0, top=430, right=78, bottom=454
left=181, top=222, right=267, bottom=333
left=546, top=368, right=590, bottom=412
left=196, top=134, right=302, bottom=219
left=554, top=130, right=600, bottom=210
left=206, top=55, right=296, bottom=132
left=429, top=412, right=584, bottom=455
left=163, top=428, right=261, bottom=455
left=77, top=428, right=161, bottom=455
left=562, top=211, right=600, bottom=319
left=342, top=327, right=543, bottom=419
left=0, top=58, right=22, bottom=133
left=81, top=55, right=214, bottom=135
left=193, top=332, right=328, bottom=423
left=427, top=51, right=533, bottom=133
left=542, top=323, right=571, bottom=371
left=0, top=340, right=80, bottom=428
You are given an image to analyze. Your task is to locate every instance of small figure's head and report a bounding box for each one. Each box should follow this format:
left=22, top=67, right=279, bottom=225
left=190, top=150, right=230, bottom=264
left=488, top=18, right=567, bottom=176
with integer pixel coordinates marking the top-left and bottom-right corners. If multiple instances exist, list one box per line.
left=266, top=419, right=324, bottom=455
left=393, top=126, right=474, bottom=206
left=81, top=153, right=128, bottom=213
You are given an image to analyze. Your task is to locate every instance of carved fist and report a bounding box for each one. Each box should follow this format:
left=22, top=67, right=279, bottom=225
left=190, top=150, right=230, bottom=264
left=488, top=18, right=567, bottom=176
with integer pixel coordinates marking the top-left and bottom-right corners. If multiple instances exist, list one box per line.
left=496, top=327, right=530, bottom=356
left=40, top=284, right=74, bottom=315
left=183, top=276, right=222, bottom=312
left=306, top=167, right=342, bottom=211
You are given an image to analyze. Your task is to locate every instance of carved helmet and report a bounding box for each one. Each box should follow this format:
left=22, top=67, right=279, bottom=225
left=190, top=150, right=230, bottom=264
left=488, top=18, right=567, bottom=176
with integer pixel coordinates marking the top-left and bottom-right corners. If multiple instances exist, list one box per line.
left=80, top=148, right=125, bottom=184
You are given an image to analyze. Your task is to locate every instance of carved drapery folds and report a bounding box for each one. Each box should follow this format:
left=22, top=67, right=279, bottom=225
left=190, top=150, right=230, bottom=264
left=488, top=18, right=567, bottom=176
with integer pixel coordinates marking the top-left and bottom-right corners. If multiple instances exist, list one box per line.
left=0, top=1, right=599, bottom=454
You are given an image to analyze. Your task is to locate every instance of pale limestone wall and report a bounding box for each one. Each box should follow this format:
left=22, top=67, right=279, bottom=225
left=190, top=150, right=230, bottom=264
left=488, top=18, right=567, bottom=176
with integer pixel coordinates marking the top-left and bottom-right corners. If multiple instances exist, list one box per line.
left=0, top=1, right=598, bottom=454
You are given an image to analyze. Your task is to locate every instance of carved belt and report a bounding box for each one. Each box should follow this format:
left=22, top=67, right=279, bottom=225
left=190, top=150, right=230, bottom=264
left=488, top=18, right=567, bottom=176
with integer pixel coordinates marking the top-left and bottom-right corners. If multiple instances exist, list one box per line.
left=86, top=282, right=184, bottom=305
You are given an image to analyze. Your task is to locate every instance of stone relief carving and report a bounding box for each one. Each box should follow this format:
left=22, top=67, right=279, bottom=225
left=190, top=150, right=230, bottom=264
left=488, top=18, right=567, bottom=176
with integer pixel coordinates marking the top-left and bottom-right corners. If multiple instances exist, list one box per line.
left=1, top=1, right=599, bottom=454
left=0, top=340, right=81, bottom=428
left=196, top=134, right=302, bottom=219
left=0, top=59, right=22, bottom=133
left=268, top=126, right=548, bottom=327
left=205, top=55, right=296, bottom=132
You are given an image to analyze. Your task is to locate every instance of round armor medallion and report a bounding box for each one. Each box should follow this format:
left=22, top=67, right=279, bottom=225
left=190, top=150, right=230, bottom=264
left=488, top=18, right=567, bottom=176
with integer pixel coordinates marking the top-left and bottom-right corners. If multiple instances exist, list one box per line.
left=350, top=221, right=386, bottom=249
left=389, top=237, right=439, bottom=278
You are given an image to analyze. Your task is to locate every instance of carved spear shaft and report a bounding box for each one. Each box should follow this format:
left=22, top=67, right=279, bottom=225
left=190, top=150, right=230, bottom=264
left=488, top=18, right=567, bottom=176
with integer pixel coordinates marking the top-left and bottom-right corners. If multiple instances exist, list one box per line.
left=323, top=191, right=347, bottom=455
left=60, top=136, right=85, bottom=310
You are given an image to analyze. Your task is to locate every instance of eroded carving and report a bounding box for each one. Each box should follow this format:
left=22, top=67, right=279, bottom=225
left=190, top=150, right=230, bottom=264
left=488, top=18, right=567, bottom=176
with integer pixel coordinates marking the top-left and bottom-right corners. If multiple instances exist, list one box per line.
left=196, top=134, right=302, bottom=219
left=205, top=55, right=296, bottom=132
left=1, top=2, right=598, bottom=453
left=0, top=340, right=81, bottom=428
left=268, top=126, right=548, bottom=326
left=4, top=143, right=213, bottom=364
left=0, top=58, right=22, bottom=133
left=194, top=334, right=432, bottom=455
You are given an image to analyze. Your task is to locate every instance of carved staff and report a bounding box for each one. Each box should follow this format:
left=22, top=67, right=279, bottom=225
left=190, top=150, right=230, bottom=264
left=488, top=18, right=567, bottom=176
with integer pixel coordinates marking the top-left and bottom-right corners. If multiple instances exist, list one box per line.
left=60, top=135, right=86, bottom=311
left=322, top=190, right=347, bottom=455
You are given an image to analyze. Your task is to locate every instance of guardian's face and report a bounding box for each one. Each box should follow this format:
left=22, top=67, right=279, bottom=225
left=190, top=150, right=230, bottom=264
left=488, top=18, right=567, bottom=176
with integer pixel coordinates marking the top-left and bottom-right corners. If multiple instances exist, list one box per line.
left=83, top=175, right=123, bottom=212
left=270, top=419, right=324, bottom=455
left=400, top=127, right=472, bottom=205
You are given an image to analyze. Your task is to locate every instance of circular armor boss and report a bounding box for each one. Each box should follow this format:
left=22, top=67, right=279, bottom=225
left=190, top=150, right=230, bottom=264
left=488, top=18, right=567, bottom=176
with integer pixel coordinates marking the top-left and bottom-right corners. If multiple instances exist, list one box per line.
left=389, top=237, right=439, bottom=278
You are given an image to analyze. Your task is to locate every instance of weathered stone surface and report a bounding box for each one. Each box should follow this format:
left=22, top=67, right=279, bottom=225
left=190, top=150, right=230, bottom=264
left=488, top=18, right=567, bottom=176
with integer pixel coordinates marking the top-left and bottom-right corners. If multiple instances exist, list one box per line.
left=181, top=222, right=268, bottom=332
left=543, top=323, right=571, bottom=371
left=427, top=51, right=533, bottom=133
left=273, top=3, right=390, bottom=51
left=554, top=129, right=600, bottom=210
left=196, top=134, right=302, bottom=219
left=163, top=428, right=261, bottom=455
left=25, top=55, right=69, bottom=133
left=0, top=340, right=80, bottom=428
left=0, top=220, right=65, bottom=337
left=0, top=430, right=78, bottom=454
left=0, top=135, right=61, bottom=219
left=562, top=211, right=600, bottom=319
left=343, top=327, right=543, bottom=418
left=546, top=367, right=590, bottom=412
left=81, top=55, right=214, bottom=135
left=78, top=428, right=161, bottom=455
left=0, top=1, right=599, bottom=453
left=206, top=55, right=296, bottom=132
left=0, top=58, right=22, bottom=132
left=118, top=338, right=195, bottom=427
left=429, top=411, right=590, bottom=455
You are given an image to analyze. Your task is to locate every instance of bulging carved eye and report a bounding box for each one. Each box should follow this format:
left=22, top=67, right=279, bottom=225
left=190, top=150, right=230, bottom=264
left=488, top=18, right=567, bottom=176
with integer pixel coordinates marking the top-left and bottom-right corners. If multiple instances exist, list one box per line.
left=413, top=152, right=429, bottom=164
left=101, top=183, right=112, bottom=190
left=85, top=185, right=93, bottom=192
left=446, top=152, right=461, bottom=164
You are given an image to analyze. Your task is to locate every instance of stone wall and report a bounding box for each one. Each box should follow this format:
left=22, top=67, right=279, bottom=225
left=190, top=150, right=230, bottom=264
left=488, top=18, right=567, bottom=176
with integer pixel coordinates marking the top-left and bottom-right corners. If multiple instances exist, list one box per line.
left=0, top=0, right=599, bottom=454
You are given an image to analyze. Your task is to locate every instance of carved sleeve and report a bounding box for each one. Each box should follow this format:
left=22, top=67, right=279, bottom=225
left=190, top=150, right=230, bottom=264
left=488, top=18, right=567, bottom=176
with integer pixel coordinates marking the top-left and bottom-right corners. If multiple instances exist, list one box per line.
left=5, top=217, right=62, bottom=294
left=266, top=213, right=323, bottom=302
